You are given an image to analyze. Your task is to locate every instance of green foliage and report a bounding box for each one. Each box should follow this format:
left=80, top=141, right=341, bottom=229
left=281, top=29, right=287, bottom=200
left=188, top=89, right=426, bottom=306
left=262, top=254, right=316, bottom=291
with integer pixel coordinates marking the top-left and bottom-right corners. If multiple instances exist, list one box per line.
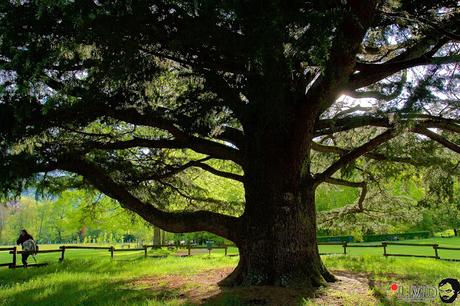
left=0, top=191, right=158, bottom=244
left=0, top=0, right=458, bottom=261
left=316, top=184, right=359, bottom=212
left=316, top=147, right=460, bottom=237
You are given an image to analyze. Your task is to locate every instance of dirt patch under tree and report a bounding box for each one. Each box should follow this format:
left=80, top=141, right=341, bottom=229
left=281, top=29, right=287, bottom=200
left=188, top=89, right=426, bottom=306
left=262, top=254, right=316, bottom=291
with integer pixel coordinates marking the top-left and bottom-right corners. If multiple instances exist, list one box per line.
left=131, top=268, right=380, bottom=305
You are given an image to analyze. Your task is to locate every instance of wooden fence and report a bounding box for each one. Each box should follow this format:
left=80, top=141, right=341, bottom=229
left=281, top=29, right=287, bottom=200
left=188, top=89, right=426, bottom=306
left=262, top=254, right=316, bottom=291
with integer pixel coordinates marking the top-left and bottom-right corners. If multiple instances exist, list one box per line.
left=318, top=241, right=460, bottom=261
left=0, top=244, right=233, bottom=268
left=3, top=241, right=457, bottom=269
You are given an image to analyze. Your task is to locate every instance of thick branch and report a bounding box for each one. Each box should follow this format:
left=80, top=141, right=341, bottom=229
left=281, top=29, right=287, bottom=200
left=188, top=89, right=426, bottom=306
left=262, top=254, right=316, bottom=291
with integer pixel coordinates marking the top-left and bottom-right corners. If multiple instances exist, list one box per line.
left=413, top=127, right=460, bottom=154
left=350, top=54, right=460, bottom=90
left=110, top=108, right=244, bottom=165
left=343, top=72, right=406, bottom=101
left=348, top=31, right=453, bottom=89
left=59, top=157, right=239, bottom=241
left=306, top=1, right=378, bottom=111
left=315, top=114, right=460, bottom=136
left=332, top=106, right=374, bottom=119
left=315, top=129, right=396, bottom=184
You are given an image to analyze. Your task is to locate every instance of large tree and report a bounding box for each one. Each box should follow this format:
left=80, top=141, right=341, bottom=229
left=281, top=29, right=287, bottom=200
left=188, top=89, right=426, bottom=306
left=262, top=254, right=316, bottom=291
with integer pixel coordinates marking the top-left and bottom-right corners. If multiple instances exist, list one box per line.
left=1, top=0, right=459, bottom=287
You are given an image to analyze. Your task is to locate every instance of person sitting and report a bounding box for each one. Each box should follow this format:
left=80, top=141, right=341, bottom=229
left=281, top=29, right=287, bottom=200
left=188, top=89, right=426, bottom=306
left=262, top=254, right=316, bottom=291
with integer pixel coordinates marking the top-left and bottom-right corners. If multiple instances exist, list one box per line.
left=16, top=229, right=37, bottom=267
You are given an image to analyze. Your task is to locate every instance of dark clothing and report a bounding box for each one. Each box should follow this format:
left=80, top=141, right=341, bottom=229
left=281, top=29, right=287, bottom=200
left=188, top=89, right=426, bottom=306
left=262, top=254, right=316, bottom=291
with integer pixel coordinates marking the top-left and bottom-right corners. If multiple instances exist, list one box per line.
left=16, top=233, right=34, bottom=246
left=22, top=253, right=30, bottom=266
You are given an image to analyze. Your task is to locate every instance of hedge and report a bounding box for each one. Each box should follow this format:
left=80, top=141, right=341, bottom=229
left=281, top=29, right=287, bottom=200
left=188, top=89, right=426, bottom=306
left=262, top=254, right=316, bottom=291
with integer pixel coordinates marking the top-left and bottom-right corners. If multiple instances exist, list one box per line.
left=317, top=235, right=354, bottom=242
left=362, top=231, right=432, bottom=242
left=317, top=231, right=432, bottom=243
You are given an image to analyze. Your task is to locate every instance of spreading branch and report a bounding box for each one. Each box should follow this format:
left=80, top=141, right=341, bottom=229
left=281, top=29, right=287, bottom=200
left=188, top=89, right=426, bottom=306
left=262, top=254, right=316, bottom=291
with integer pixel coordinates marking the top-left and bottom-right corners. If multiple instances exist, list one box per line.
left=350, top=54, right=460, bottom=90
left=314, top=129, right=397, bottom=184
left=315, top=114, right=460, bottom=136
left=303, top=1, right=378, bottom=113
left=413, top=127, right=460, bottom=154
left=193, top=162, right=244, bottom=182
left=311, top=141, right=421, bottom=165
left=57, top=156, right=240, bottom=241
left=109, top=108, right=244, bottom=165
left=343, top=72, right=407, bottom=101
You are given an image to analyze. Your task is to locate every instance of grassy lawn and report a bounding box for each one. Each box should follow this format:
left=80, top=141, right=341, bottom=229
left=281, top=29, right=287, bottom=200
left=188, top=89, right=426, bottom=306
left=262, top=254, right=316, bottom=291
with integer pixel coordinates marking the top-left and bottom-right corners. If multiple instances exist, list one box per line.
left=1, top=237, right=458, bottom=264
left=0, top=253, right=459, bottom=305
left=319, top=237, right=460, bottom=260
left=0, top=244, right=240, bottom=264
left=0, top=239, right=459, bottom=305
left=0, top=254, right=238, bottom=306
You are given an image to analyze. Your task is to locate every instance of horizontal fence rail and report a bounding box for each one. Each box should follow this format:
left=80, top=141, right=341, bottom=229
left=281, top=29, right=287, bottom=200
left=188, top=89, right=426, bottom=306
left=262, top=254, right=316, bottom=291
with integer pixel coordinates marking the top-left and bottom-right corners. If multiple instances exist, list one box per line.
left=383, top=242, right=437, bottom=246
left=0, top=247, right=14, bottom=251
left=0, top=243, right=234, bottom=268
left=437, top=246, right=460, bottom=250
left=2, top=241, right=459, bottom=269
left=63, top=246, right=112, bottom=250
left=317, top=241, right=460, bottom=261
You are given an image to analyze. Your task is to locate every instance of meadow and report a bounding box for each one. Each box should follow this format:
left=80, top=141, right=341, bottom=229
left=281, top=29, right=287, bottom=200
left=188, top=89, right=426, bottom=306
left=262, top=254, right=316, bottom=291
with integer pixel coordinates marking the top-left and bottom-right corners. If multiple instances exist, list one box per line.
left=0, top=237, right=459, bottom=305
left=319, top=237, right=460, bottom=260
left=2, top=237, right=460, bottom=264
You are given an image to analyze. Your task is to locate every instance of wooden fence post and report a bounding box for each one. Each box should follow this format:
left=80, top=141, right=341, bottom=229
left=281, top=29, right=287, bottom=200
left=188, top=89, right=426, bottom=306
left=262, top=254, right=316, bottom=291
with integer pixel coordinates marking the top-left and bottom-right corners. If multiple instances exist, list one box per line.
left=434, top=244, right=439, bottom=259
left=11, top=247, right=17, bottom=268
left=59, top=246, right=65, bottom=262
left=110, top=246, right=114, bottom=259
left=343, top=242, right=348, bottom=255
left=144, top=245, right=148, bottom=258
left=187, top=245, right=191, bottom=256
left=382, top=242, right=387, bottom=257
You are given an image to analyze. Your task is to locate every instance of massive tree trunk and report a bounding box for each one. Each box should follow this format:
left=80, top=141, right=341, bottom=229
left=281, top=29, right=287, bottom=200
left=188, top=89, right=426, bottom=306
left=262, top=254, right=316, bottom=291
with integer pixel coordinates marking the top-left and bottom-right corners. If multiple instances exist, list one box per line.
left=220, top=99, right=335, bottom=287
left=221, top=188, right=335, bottom=287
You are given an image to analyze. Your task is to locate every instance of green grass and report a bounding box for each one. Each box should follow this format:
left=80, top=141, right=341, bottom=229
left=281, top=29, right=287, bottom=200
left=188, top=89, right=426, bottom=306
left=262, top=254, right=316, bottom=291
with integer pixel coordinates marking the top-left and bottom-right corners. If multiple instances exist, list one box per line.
left=2, top=237, right=458, bottom=265
left=0, top=245, right=240, bottom=265
left=319, top=237, right=460, bottom=260
left=322, top=255, right=460, bottom=305
left=0, top=254, right=238, bottom=306
left=1, top=253, right=458, bottom=305
left=323, top=255, right=460, bottom=283
left=1, top=239, right=460, bottom=305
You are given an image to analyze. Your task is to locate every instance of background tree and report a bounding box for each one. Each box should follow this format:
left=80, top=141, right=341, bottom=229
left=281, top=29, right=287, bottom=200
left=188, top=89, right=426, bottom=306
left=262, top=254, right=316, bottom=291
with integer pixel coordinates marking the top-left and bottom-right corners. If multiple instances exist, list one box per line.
left=1, top=0, right=459, bottom=288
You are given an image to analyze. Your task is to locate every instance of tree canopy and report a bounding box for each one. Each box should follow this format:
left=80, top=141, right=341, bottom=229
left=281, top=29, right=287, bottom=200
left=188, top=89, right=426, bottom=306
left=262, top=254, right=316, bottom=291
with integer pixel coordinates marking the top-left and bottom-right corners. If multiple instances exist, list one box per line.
left=1, top=0, right=459, bottom=287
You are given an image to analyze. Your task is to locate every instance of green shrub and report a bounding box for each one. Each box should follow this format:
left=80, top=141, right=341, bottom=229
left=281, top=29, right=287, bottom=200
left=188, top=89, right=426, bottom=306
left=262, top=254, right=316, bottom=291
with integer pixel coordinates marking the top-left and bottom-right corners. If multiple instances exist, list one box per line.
left=317, top=235, right=354, bottom=242
left=362, top=231, right=431, bottom=242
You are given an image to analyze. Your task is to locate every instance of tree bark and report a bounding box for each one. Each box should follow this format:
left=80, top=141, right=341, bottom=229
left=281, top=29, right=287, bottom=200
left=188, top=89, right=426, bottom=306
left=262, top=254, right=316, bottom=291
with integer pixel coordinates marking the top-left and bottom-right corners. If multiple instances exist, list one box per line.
left=219, top=101, right=335, bottom=288
left=220, top=185, right=335, bottom=288
left=153, top=226, right=161, bottom=245
left=161, top=229, right=166, bottom=244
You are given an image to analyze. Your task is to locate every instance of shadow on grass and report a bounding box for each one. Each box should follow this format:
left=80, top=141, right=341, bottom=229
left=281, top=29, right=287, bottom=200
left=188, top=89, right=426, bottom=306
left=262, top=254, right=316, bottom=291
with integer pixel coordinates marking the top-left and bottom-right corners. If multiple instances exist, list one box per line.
left=201, top=286, right=310, bottom=306
left=0, top=259, right=144, bottom=285
left=0, top=278, right=185, bottom=306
